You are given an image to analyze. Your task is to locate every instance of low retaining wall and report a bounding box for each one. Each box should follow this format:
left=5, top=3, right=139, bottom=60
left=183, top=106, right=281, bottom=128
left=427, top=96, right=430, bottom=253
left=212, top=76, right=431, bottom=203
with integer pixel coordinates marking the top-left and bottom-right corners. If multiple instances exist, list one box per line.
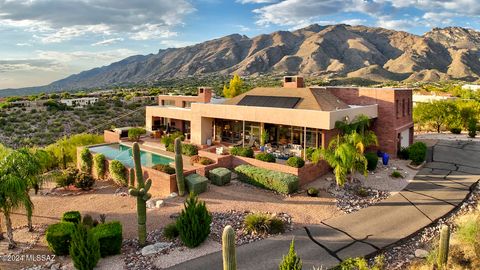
left=104, top=130, right=121, bottom=143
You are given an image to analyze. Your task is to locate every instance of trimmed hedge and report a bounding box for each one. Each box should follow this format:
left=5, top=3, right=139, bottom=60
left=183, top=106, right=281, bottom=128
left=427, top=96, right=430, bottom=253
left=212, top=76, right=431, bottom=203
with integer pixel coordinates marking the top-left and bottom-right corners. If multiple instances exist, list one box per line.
left=408, top=142, right=427, bottom=165
left=182, top=144, right=198, bottom=156
left=230, top=146, right=254, bottom=158
left=62, top=211, right=81, bottom=224
left=186, top=174, right=208, bottom=195
left=80, top=148, right=93, bottom=173
left=93, top=153, right=106, bottom=179
left=255, top=153, right=276, bottom=163
left=286, top=156, right=305, bottom=168
left=364, top=152, right=378, bottom=171
left=208, top=167, right=231, bottom=186
left=46, top=222, right=76, bottom=255
left=91, top=221, right=123, bottom=257
left=109, top=160, right=127, bottom=186
left=234, top=165, right=299, bottom=194
left=152, top=164, right=176, bottom=175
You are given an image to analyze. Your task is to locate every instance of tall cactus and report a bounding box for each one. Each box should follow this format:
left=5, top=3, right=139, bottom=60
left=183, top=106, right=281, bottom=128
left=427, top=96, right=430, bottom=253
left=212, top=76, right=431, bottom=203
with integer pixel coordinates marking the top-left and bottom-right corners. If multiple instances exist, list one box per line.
left=128, top=142, right=152, bottom=247
left=222, top=225, right=236, bottom=270
left=174, top=138, right=186, bottom=196
left=437, top=225, right=450, bottom=269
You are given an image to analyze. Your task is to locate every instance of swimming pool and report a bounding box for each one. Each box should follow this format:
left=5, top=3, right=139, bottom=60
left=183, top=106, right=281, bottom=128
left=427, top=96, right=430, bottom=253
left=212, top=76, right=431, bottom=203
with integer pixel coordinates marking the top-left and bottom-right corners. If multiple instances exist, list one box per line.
left=88, top=144, right=174, bottom=168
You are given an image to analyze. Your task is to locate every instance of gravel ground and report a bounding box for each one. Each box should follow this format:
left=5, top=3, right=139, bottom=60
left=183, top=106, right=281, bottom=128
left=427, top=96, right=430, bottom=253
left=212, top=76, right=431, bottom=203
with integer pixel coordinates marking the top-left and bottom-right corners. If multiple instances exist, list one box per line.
left=415, top=132, right=480, bottom=142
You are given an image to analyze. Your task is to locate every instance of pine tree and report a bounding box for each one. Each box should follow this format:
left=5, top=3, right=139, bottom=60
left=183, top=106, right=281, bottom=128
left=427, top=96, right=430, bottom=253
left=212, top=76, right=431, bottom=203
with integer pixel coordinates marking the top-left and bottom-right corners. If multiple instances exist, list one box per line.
left=69, top=224, right=101, bottom=270
left=279, top=239, right=302, bottom=270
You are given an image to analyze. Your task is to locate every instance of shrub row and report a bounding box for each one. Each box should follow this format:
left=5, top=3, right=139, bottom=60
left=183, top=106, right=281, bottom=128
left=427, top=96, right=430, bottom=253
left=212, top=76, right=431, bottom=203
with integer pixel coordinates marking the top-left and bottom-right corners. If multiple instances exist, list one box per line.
left=55, top=169, right=95, bottom=190
left=230, top=146, right=254, bottom=158
left=234, top=165, right=299, bottom=194
left=286, top=156, right=305, bottom=168
left=190, top=155, right=214, bottom=165
left=109, top=160, right=128, bottom=186
left=152, top=164, right=176, bottom=175
left=255, top=152, right=276, bottom=163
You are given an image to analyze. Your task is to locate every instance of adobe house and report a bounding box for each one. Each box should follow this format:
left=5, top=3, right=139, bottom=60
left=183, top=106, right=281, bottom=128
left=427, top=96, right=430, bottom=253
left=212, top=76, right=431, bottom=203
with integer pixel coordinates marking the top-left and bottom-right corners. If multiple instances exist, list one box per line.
left=145, top=76, right=413, bottom=157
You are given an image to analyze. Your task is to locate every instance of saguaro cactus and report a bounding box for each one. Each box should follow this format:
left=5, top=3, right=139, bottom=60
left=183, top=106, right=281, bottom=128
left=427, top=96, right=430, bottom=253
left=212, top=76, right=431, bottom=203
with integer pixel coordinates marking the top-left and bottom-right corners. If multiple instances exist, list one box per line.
left=174, top=138, right=186, bottom=196
left=222, top=225, right=236, bottom=270
left=437, top=225, right=450, bottom=269
left=128, top=142, right=152, bottom=247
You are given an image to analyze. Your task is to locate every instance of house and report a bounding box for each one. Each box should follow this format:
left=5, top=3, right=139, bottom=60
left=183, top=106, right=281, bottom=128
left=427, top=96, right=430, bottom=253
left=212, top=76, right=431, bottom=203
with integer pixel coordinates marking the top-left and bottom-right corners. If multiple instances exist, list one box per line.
left=412, top=93, right=456, bottom=104
left=59, top=97, right=99, bottom=108
left=145, top=76, right=413, bottom=157
left=462, top=84, right=480, bottom=91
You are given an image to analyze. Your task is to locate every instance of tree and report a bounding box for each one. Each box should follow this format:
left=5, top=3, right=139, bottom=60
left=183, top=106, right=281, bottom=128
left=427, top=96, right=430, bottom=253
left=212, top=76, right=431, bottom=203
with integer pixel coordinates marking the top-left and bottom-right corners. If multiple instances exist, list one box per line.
left=414, top=101, right=457, bottom=133
left=69, top=224, right=101, bottom=270
left=0, top=149, right=42, bottom=248
left=223, top=74, right=244, bottom=98
left=279, top=239, right=302, bottom=270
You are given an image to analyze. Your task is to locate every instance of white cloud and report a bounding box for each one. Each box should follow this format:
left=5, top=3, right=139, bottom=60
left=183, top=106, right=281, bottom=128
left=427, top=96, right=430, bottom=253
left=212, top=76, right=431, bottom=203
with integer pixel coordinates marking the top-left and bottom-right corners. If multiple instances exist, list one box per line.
left=16, top=43, right=32, bottom=47
left=341, top=19, right=367, bottom=26
left=91, top=38, right=124, bottom=46
left=376, top=16, right=418, bottom=31
left=0, top=0, right=195, bottom=43
left=236, top=0, right=278, bottom=3
left=159, top=40, right=196, bottom=48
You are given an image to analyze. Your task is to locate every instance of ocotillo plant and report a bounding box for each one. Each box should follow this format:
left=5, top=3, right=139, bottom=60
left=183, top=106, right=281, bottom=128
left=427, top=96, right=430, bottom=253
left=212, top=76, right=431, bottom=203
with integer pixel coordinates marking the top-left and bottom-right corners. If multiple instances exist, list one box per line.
left=437, top=225, right=450, bottom=269
left=222, top=225, right=236, bottom=270
left=174, top=138, right=186, bottom=196
left=128, top=142, right=152, bottom=247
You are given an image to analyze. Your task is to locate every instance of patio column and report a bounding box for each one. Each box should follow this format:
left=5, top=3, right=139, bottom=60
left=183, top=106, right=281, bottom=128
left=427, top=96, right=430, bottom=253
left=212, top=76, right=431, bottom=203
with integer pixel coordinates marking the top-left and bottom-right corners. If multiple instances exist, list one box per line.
left=242, top=120, right=245, bottom=147
left=303, top=126, right=307, bottom=160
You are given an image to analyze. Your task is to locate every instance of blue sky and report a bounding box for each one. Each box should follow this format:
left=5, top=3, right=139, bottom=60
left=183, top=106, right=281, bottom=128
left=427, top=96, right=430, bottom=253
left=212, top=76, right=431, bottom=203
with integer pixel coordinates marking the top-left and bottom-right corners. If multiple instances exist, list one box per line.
left=0, top=0, right=479, bottom=89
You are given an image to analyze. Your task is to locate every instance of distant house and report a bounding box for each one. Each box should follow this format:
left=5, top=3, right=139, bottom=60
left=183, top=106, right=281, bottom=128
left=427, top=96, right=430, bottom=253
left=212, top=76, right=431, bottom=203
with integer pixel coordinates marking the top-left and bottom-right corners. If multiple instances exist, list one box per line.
left=130, top=96, right=158, bottom=103
left=462, top=84, right=480, bottom=91
left=412, top=93, right=456, bottom=104
left=60, top=97, right=99, bottom=108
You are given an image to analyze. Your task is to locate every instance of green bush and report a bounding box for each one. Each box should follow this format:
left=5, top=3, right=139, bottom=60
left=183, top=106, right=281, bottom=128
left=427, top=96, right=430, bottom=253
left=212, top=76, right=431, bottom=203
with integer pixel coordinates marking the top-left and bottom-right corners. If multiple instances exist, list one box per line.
left=230, top=146, right=254, bottom=158
left=152, top=164, right=176, bottom=175
left=286, top=156, right=305, bottom=168
left=93, top=154, right=106, bottom=179
left=163, top=223, right=179, bottom=240
left=208, top=167, right=231, bottom=186
left=46, top=222, right=76, bottom=255
left=82, top=214, right=95, bottom=228
left=397, top=147, right=409, bottom=160
left=80, top=148, right=93, bottom=174
left=54, top=170, right=75, bottom=188
left=408, top=142, right=427, bottom=165
left=44, top=134, right=104, bottom=168
left=244, top=213, right=285, bottom=235
left=91, top=221, right=123, bottom=257
left=176, top=193, right=212, bottom=248
left=234, top=165, right=299, bottom=194
left=70, top=224, right=101, bottom=270
left=62, top=211, right=82, bottom=224
left=364, top=152, right=378, bottom=171
left=390, top=171, right=403, bottom=178
left=468, top=118, right=477, bottom=138
left=450, top=127, right=462, bottom=134
left=109, top=160, right=127, bottom=186
left=279, top=239, right=302, bottom=270
left=182, top=144, right=198, bottom=156
left=199, top=156, right=214, bottom=165
left=128, top=127, right=146, bottom=142
left=305, top=147, right=315, bottom=161
left=74, top=172, right=95, bottom=190
left=161, top=132, right=185, bottom=149
left=255, top=153, right=276, bottom=163
left=307, top=187, right=319, bottom=197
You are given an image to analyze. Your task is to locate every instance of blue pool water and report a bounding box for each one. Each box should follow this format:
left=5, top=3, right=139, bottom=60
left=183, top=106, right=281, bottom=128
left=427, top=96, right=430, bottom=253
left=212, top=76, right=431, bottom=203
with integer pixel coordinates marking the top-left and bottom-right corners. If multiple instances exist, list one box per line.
left=89, top=144, right=173, bottom=168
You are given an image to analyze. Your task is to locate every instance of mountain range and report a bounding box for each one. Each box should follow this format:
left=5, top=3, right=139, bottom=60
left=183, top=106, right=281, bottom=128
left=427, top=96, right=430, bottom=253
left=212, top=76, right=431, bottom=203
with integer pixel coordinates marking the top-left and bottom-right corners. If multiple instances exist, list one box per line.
left=3, top=24, right=480, bottom=96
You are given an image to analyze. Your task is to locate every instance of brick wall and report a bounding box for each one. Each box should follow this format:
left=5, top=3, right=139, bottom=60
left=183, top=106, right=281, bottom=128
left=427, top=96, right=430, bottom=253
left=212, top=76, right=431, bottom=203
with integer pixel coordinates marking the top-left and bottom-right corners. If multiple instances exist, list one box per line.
left=104, top=130, right=121, bottom=143
left=326, top=87, right=414, bottom=157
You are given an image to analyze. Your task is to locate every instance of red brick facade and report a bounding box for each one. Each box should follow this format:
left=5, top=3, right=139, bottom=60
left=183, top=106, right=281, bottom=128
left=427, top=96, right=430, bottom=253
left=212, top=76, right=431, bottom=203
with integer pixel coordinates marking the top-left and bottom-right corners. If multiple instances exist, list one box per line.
left=326, top=87, right=414, bottom=157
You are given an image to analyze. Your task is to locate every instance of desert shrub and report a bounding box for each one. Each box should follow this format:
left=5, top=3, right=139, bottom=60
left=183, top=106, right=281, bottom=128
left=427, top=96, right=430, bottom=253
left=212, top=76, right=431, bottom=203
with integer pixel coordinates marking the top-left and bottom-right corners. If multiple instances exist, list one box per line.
left=128, top=127, right=146, bottom=142
left=365, top=152, right=378, bottom=171
left=152, top=164, right=176, bottom=175
left=176, top=193, right=212, bottom=248
left=230, top=146, right=254, bottom=158
left=234, top=165, right=299, bottom=194
left=390, top=171, right=403, bottom=178
left=62, top=211, right=82, bottom=224
left=456, top=215, right=480, bottom=246
left=91, top=221, right=123, bottom=257
left=166, top=143, right=175, bottom=152
left=44, top=134, right=104, bottom=167
left=161, top=132, right=185, bottom=149
left=182, top=144, right=198, bottom=156
left=450, top=127, right=462, bottom=134
left=80, top=148, right=93, bottom=173
left=55, top=169, right=75, bottom=188
left=307, top=187, right=319, bottom=197
left=255, top=153, right=276, bottom=163
left=109, top=160, right=127, bottom=186
left=286, top=156, right=305, bottom=168
left=468, top=118, right=477, bottom=138
left=355, top=187, right=369, bottom=197
left=74, top=172, right=95, bottom=190
left=93, top=154, right=106, bottom=179
left=70, top=224, right=101, bottom=270
left=279, top=239, right=302, bottom=270
left=305, top=147, right=315, bottom=161
left=163, top=223, right=179, bottom=240
left=244, top=213, right=285, bottom=235
left=199, top=156, right=214, bottom=165
left=332, top=255, right=385, bottom=270
left=190, top=155, right=200, bottom=165
left=408, top=142, right=427, bottom=165
left=397, top=147, right=409, bottom=160
left=46, top=222, right=76, bottom=255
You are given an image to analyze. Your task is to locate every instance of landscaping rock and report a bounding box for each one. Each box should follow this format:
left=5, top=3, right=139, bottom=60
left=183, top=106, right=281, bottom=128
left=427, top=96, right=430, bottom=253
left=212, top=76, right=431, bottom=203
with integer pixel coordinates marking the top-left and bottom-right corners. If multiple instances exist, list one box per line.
left=155, top=200, right=164, bottom=208
left=141, top=242, right=172, bottom=256
left=414, top=249, right=429, bottom=258
left=167, top=192, right=178, bottom=199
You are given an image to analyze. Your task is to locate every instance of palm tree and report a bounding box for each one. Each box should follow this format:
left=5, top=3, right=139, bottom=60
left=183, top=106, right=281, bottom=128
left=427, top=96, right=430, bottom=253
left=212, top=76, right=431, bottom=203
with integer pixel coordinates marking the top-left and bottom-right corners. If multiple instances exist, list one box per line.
left=0, top=149, right=42, bottom=248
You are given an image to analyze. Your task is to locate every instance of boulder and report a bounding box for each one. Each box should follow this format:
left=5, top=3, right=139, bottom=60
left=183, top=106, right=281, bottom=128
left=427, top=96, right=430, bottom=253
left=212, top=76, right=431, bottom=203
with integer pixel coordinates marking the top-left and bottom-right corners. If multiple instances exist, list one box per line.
left=414, top=249, right=429, bottom=258
left=141, top=242, right=172, bottom=256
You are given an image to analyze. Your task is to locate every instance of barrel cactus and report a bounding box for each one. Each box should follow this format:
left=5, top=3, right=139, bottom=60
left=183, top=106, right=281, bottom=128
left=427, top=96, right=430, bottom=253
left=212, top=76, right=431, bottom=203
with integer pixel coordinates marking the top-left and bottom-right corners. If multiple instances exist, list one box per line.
left=174, top=138, right=186, bottom=196
left=222, top=225, right=236, bottom=270
left=437, top=225, right=450, bottom=269
left=128, top=142, right=152, bottom=247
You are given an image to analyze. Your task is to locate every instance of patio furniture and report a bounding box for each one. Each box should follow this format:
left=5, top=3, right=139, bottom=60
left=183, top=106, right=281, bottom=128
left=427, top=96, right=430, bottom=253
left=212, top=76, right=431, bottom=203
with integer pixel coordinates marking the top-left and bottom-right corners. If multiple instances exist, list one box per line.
left=186, top=174, right=208, bottom=194
left=216, top=147, right=225, bottom=155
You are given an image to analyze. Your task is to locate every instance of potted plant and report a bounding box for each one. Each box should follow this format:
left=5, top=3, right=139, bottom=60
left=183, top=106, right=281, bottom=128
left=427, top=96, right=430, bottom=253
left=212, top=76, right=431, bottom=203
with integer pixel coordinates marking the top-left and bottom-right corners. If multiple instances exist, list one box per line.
left=260, top=130, right=269, bottom=152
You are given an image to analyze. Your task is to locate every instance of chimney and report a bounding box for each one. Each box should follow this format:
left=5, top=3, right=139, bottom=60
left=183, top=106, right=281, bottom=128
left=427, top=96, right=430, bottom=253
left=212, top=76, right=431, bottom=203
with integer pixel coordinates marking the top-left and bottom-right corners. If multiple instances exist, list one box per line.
left=283, top=76, right=304, bottom=88
left=198, top=87, right=212, bottom=103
